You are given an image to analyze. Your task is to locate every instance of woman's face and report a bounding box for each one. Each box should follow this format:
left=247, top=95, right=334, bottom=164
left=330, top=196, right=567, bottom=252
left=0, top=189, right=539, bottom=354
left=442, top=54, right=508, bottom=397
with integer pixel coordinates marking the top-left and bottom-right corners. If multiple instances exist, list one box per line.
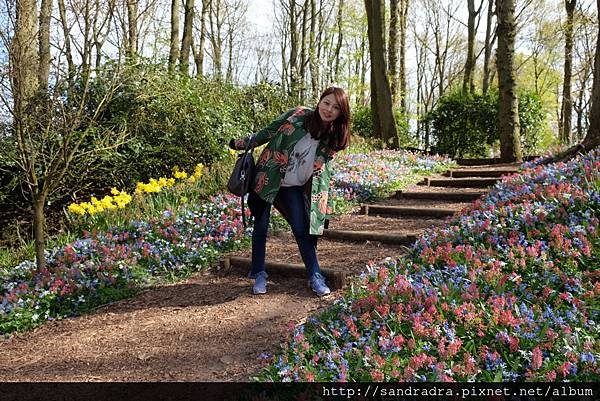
left=318, top=94, right=342, bottom=123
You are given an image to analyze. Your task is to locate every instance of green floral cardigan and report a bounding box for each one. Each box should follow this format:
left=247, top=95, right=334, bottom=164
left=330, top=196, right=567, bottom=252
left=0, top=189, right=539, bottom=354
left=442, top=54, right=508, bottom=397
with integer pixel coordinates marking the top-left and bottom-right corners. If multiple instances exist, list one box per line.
left=233, top=107, right=337, bottom=235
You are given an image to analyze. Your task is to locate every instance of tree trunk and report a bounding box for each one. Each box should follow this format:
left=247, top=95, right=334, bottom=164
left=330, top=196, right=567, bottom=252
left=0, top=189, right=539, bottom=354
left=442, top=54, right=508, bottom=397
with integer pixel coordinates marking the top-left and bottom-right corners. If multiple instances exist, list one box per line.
left=463, top=0, right=478, bottom=94
left=560, top=0, right=576, bottom=145
left=482, top=0, right=496, bottom=94
left=289, top=0, right=299, bottom=97
left=57, top=0, right=75, bottom=95
left=299, top=0, right=309, bottom=100
left=309, top=0, right=318, bottom=98
left=209, top=0, right=223, bottom=79
left=11, top=0, right=44, bottom=270
left=360, top=26, right=368, bottom=105
left=333, top=0, right=344, bottom=83
left=32, top=195, right=47, bottom=271
left=180, top=0, right=195, bottom=75
left=399, top=0, right=408, bottom=114
left=38, top=0, right=52, bottom=90
left=365, top=0, right=398, bottom=148
left=544, top=2, right=600, bottom=162
left=581, top=2, right=600, bottom=150
left=388, top=0, right=399, bottom=105
left=496, top=0, right=522, bottom=162
left=126, top=0, right=138, bottom=59
left=196, top=0, right=210, bottom=76
left=169, top=0, right=180, bottom=72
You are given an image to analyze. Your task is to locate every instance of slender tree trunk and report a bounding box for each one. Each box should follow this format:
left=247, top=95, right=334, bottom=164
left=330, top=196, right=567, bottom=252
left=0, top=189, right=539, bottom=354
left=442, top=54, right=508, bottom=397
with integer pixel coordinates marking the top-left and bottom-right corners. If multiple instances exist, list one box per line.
left=365, top=0, right=398, bottom=148
left=38, top=0, right=52, bottom=90
left=309, top=0, right=318, bottom=98
left=333, top=0, right=344, bottom=83
left=126, top=0, right=138, bottom=59
left=209, top=0, right=223, bottom=79
left=226, top=25, right=234, bottom=82
left=399, top=0, right=408, bottom=114
left=360, top=27, right=367, bottom=105
left=180, top=0, right=195, bottom=75
left=581, top=3, right=600, bottom=150
left=57, top=0, right=75, bottom=95
left=299, top=0, right=309, bottom=100
left=289, top=0, right=299, bottom=97
left=169, top=0, right=180, bottom=72
left=560, top=0, right=576, bottom=145
left=496, top=0, right=522, bottom=162
left=196, top=0, right=210, bottom=76
left=463, top=0, right=479, bottom=94
left=81, top=0, right=93, bottom=80
left=546, top=4, right=600, bottom=162
left=482, top=0, right=496, bottom=94
left=388, top=0, right=399, bottom=105
left=32, top=195, right=47, bottom=272
left=11, top=0, right=45, bottom=270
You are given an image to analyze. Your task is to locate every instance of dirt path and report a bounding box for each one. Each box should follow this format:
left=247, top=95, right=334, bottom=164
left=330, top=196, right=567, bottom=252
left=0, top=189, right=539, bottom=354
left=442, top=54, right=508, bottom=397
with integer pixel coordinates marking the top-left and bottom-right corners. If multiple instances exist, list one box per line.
left=0, top=170, right=504, bottom=382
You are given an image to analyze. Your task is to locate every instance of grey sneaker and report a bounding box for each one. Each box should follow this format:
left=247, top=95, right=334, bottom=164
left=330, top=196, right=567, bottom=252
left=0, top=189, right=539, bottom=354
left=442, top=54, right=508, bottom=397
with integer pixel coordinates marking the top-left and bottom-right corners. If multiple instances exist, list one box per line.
left=252, top=271, right=268, bottom=295
left=309, top=272, right=331, bottom=296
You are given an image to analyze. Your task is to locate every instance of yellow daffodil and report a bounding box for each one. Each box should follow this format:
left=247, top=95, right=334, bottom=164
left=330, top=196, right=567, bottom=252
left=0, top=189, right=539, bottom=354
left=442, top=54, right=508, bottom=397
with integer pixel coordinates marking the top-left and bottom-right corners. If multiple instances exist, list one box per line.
left=188, top=175, right=196, bottom=183
left=68, top=203, right=86, bottom=216
left=166, top=178, right=176, bottom=187
left=229, top=149, right=237, bottom=156
left=194, top=163, right=204, bottom=178
left=174, top=171, right=188, bottom=180
left=111, top=187, right=120, bottom=196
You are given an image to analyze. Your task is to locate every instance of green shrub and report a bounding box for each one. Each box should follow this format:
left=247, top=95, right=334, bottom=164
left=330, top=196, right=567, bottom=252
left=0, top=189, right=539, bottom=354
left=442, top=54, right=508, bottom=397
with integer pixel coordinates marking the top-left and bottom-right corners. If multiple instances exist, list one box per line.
left=78, top=63, right=297, bottom=190
left=351, top=105, right=412, bottom=148
left=425, top=89, right=547, bottom=158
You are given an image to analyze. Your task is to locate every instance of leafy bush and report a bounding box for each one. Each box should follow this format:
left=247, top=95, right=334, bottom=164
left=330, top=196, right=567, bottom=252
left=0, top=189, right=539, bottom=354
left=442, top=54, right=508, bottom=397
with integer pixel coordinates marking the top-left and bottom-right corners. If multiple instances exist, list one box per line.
left=75, top=63, right=295, bottom=193
left=425, top=90, right=547, bottom=158
left=351, top=105, right=412, bottom=148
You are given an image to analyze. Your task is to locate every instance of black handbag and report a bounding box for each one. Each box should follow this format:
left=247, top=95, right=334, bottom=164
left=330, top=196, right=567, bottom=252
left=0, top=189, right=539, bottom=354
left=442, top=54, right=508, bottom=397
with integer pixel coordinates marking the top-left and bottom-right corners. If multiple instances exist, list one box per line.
left=227, top=136, right=256, bottom=226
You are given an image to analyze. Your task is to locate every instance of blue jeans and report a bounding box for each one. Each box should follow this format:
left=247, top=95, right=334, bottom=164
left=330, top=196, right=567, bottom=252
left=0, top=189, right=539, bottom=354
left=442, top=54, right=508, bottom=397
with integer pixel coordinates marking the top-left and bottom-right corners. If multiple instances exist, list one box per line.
left=248, top=186, right=320, bottom=278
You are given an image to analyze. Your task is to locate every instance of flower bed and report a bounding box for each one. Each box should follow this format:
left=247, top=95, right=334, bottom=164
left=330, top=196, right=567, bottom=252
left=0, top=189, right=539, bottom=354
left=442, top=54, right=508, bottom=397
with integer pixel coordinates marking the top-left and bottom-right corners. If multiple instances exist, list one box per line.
left=0, top=150, right=453, bottom=335
left=257, top=150, right=600, bottom=382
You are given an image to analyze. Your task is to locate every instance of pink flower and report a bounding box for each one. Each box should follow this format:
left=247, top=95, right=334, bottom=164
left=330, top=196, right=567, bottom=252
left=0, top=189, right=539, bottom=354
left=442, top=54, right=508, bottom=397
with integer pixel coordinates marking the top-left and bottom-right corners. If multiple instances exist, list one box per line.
left=531, top=347, right=543, bottom=370
left=370, top=369, right=384, bottom=381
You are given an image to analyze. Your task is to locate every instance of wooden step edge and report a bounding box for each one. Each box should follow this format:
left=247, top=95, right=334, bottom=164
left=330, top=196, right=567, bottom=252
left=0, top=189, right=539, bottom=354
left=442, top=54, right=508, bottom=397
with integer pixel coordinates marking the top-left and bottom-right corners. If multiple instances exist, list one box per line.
left=220, top=256, right=346, bottom=289
left=456, top=157, right=537, bottom=166
left=395, top=190, right=487, bottom=201
left=447, top=170, right=518, bottom=178
left=323, top=229, right=417, bottom=245
left=426, top=178, right=499, bottom=188
left=360, top=204, right=456, bottom=217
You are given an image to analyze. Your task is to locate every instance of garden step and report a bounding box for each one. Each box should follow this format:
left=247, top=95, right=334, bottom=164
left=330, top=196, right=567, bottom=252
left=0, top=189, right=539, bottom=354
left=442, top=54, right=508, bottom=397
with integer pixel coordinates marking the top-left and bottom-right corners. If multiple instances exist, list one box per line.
left=360, top=204, right=455, bottom=218
left=456, top=157, right=536, bottom=166
left=418, top=177, right=499, bottom=188
left=323, top=229, right=417, bottom=245
left=395, top=190, right=486, bottom=202
left=443, top=169, right=517, bottom=178
left=220, top=256, right=346, bottom=289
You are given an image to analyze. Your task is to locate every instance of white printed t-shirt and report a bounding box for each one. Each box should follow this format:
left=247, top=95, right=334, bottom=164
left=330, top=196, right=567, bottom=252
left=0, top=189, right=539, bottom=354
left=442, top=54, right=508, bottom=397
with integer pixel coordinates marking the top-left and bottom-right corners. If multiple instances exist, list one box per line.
left=281, top=132, right=319, bottom=187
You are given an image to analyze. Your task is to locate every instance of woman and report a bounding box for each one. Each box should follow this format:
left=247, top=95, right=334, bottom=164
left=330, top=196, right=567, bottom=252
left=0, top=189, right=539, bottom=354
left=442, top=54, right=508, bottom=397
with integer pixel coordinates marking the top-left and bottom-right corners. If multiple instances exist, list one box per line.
left=230, top=87, right=351, bottom=296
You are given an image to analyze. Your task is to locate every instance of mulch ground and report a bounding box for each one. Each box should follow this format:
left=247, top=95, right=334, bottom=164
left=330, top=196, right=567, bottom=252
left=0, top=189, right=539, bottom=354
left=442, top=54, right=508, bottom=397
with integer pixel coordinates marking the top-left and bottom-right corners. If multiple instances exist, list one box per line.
left=0, top=182, right=481, bottom=382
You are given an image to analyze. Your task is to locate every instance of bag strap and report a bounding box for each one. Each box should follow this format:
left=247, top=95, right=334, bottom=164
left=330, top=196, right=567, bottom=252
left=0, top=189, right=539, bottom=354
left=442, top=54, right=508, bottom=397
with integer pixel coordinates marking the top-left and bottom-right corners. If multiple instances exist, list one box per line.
left=240, top=135, right=256, bottom=228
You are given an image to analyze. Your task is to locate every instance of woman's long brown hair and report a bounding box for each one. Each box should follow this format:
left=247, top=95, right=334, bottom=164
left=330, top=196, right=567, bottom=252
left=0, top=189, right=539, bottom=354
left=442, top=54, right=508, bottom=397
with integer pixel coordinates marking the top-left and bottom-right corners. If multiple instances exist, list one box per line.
left=304, top=87, right=351, bottom=152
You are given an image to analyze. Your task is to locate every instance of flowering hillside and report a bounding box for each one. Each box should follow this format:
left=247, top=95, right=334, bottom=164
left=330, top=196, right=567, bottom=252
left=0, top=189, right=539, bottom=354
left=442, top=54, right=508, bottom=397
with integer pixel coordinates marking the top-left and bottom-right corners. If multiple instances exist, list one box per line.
left=257, top=150, right=600, bottom=382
